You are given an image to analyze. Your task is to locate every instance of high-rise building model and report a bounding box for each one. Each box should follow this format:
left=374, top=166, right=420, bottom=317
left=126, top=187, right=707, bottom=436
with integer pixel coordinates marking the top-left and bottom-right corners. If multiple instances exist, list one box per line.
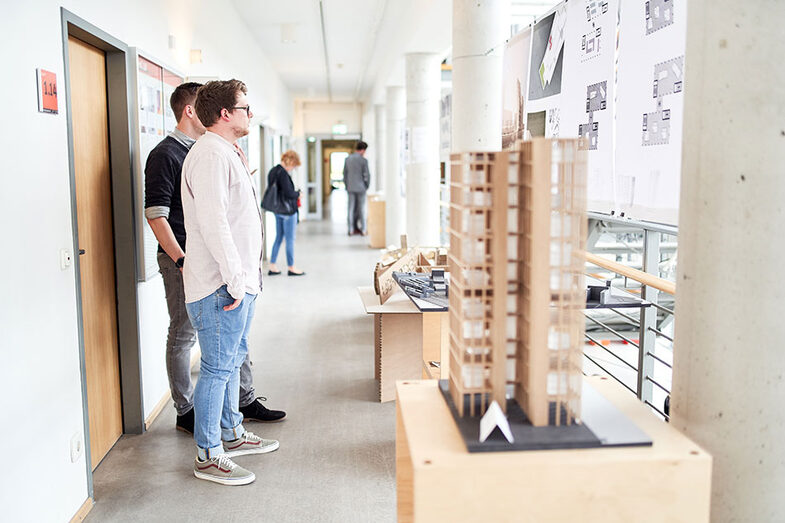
left=447, top=138, right=587, bottom=427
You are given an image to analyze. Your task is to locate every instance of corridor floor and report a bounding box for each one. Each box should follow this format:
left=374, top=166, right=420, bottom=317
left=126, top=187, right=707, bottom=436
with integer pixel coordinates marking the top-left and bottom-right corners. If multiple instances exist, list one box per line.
left=87, top=220, right=396, bottom=522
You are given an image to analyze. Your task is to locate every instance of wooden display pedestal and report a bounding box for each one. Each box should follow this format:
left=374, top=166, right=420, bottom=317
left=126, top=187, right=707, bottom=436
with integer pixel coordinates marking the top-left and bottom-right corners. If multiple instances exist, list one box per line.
left=367, top=195, right=386, bottom=248
left=358, top=286, right=448, bottom=402
left=396, top=378, right=712, bottom=522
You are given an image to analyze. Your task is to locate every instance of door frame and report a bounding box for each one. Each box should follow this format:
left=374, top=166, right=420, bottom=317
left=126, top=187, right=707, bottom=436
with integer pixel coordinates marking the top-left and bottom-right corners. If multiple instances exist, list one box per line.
left=61, top=8, right=145, bottom=486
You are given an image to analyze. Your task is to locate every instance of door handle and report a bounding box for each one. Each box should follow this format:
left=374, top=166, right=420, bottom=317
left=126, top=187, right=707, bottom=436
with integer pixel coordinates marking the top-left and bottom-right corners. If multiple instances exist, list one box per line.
left=78, top=249, right=86, bottom=256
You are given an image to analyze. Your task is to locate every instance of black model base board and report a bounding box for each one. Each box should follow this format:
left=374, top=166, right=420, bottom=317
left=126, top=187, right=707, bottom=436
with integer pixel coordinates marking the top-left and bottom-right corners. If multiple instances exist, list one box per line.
left=438, top=380, right=652, bottom=453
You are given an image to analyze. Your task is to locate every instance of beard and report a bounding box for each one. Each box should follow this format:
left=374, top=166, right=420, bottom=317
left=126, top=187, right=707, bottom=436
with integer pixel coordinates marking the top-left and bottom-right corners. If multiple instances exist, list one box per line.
left=232, top=122, right=250, bottom=139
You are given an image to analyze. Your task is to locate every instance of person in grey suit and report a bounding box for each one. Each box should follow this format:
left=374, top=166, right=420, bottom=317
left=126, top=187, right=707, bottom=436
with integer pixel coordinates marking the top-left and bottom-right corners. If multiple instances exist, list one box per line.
left=342, top=141, right=371, bottom=235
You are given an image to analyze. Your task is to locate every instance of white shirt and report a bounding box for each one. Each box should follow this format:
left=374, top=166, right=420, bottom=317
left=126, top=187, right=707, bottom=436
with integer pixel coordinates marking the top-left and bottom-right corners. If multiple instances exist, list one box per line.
left=181, top=131, right=263, bottom=302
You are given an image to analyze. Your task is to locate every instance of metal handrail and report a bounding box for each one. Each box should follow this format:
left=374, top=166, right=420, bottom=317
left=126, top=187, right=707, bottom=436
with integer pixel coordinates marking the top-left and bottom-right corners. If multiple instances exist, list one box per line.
left=583, top=313, right=640, bottom=347
left=584, top=332, right=637, bottom=371
left=647, top=326, right=673, bottom=343
left=646, top=351, right=673, bottom=370
left=646, top=376, right=671, bottom=395
left=583, top=353, right=636, bottom=395
left=582, top=222, right=677, bottom=421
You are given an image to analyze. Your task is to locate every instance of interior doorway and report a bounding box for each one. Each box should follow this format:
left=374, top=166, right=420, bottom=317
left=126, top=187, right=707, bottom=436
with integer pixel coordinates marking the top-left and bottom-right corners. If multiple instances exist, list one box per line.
left=63, top=11, right=144, bottom=484
left=68, top=35, right=123, bottom=470
left=320, top=139, right=356, bottom=222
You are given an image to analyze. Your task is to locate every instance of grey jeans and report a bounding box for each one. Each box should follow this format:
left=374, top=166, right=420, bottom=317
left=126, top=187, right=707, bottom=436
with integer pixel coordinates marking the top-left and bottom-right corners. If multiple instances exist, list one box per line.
left=158, top=253, right=255, bottom=415
left=347, top=191, right=367, bottom=234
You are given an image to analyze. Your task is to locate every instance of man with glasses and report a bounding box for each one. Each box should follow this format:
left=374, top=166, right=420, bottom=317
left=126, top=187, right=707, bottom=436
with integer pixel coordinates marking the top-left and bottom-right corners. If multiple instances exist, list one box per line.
left=181, top=79, right=277, bottom=485
left=145, top=83, right=284, bottom=438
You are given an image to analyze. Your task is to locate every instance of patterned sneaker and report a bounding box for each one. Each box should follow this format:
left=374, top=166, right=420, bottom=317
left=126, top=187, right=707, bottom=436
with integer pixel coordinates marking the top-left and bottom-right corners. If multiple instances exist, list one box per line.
left=223, top=432, right=279, bottom=458
left=193, top=455, right=255, bottom=486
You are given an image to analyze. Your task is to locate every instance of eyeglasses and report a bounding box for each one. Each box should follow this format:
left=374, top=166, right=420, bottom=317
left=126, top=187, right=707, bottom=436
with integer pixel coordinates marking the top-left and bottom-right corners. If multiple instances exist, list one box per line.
left=231, top=105, right=251, bottom=116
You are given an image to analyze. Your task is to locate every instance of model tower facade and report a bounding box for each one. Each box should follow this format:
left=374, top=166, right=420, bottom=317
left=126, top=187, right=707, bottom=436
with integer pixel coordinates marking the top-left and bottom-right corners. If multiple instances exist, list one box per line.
left=448, top=138, right=587, bottom=426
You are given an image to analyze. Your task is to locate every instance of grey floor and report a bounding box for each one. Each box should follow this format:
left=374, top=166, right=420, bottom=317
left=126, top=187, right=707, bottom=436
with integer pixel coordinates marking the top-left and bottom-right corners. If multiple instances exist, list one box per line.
left=87, top=218, right=396, bottom=522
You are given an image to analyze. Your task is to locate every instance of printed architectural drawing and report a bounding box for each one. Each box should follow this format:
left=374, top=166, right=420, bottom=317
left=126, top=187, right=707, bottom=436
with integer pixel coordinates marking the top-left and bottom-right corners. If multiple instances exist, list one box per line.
left=645, top=0, right=674, bottom=35
left=579, top=81, right=607, bottom=150
left=586, top=0, right=609, bottom=21
left=642, top=56, right=683, bottom=146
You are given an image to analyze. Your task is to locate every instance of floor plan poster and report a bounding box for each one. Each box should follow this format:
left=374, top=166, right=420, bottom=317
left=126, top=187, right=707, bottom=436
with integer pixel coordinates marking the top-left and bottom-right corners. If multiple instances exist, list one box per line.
left=560, top=0, right=618, bottom=214
left=526, top=3, right=567, bottom=138
left=502, top=27, right=532, bottom=149
left=615, top=0, right=686, bottom=225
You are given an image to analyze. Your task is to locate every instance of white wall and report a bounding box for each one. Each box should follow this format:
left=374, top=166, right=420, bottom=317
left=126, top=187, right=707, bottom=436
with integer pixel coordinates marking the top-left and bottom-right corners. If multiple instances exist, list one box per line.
left=297, top=101, right=363, bottom=135
left=0, top=1, right=292, bottom=520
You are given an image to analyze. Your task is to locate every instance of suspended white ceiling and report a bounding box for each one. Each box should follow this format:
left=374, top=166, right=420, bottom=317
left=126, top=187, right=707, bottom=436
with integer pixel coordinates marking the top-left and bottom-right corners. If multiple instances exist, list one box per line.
left=232, top=0, right=560, bottom=103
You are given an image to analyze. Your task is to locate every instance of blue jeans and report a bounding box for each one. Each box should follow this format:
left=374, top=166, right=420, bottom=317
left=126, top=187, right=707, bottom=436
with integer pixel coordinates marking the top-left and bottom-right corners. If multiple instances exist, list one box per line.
left=270, top=213, right=297, bottom=267
left=185, top=286, right=257, bottom=459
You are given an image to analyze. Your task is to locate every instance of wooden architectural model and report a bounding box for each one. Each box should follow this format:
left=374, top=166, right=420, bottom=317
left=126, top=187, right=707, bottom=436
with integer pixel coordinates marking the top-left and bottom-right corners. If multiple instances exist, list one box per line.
left=447, top=138, right=587, bottom=426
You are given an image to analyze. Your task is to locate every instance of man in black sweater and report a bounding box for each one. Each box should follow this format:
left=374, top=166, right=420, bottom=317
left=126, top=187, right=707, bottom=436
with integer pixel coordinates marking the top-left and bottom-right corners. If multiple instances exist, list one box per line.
left=144, top=83, right=285, bottom=433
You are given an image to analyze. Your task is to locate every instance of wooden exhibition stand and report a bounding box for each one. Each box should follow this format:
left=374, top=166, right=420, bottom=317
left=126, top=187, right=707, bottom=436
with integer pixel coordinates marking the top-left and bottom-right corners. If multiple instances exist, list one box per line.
left=367, top=195, right=386, bottom=248
left=396, top=377, right=712, bottom=522
left=358, top=286, right=448, bottom=402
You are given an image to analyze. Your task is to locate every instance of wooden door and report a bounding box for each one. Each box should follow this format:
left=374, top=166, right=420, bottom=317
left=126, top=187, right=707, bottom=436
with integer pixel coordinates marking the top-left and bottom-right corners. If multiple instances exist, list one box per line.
left=68, top=36, right=123, bottom=470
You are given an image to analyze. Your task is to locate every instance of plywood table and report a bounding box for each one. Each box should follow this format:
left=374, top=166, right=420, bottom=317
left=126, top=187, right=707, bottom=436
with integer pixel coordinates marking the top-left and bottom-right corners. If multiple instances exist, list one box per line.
left=396, top=377, right=712, bottom=522
left=358, top=286, right=448, bottom=402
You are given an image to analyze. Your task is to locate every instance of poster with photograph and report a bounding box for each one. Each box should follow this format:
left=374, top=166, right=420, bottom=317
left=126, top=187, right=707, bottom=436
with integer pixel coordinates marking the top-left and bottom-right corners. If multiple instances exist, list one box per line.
left=526, top=3, right=567, bottom=138
left=502, top=27, right=532, bottom=149
left=134, top=52, right=185, bottom=280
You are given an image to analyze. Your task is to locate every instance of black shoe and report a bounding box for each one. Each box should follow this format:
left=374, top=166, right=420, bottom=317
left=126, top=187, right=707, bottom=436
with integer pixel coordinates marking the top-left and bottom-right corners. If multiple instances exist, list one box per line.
left=176, top=408, right=194, bottom=434
left=239, top=397, right=286, bottom=423
left=288, top=270, right=305, bottom=276
left=268, top=269, right=281, bottom=275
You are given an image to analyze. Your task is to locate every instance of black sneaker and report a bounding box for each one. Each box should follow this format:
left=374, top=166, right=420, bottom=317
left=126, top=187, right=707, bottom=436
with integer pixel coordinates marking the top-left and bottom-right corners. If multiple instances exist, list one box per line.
left=239, top=397, right=286, bottom=423
left=176, top=408, right=194, bottom=434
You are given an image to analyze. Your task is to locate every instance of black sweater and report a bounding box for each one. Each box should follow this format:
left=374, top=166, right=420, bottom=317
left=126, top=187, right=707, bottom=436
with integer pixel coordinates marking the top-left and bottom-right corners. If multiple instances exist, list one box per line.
left=267, top=164, right=300, bottom=214
left=144, top=136, right=189, bottom=252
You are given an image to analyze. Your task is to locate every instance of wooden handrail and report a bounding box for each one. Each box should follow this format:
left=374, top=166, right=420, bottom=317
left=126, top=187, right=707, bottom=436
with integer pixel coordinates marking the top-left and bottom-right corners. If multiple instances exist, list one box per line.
left=584, top=252, right=676, bottom=296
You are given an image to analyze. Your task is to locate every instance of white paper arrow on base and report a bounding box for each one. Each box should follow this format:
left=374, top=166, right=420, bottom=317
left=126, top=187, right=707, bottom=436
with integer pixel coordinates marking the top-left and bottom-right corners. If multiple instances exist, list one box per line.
left=479, top=400, right=514, bottom=443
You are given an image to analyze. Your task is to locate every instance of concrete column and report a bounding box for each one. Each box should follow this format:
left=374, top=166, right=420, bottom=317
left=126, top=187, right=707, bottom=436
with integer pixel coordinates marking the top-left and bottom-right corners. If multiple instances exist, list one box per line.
left=374, top=103, right=386, bottom=194
left=405, top=53, right=441, bottom=247
left=672, top=1, right=785, bottom=520
left=385, top=86, right=406, bottom=246
left=452, top=0, right=509, bottom=152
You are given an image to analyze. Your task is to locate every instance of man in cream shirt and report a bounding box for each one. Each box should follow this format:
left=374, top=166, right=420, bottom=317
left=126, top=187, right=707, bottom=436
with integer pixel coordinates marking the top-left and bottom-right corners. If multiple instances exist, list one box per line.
left=181, top=79, right=277, bottom=485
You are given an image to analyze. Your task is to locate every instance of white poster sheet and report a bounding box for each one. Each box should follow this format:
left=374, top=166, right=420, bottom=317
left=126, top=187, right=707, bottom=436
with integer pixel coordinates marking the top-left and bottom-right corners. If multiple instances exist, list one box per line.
left=614, top=0, right=686, bottom=225
left=560, top=0, right=618, bottom=214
